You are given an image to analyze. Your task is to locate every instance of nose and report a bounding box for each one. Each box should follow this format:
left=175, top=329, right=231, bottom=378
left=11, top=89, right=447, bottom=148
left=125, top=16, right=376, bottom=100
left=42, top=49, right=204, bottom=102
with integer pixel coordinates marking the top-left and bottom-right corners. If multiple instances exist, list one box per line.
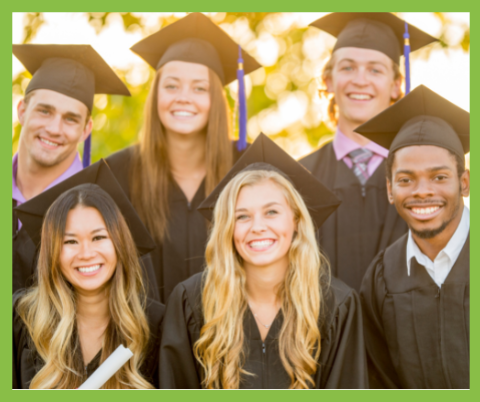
left=45, top=113, right=62, bottom=136
left=351, top=66, right=369, bottom=86
left=412, top=178, right=435, bottom=198
left=251, top=213, right=267, bottom=234
left=175, top=86, right=193, bottom=104
left=78, top=240, right=96, bottom=260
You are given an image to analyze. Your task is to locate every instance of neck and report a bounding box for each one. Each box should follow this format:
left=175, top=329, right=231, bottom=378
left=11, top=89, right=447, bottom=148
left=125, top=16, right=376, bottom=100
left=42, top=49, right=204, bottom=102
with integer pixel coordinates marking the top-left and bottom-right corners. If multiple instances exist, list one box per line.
left=167, top=130, right=206, bottom=177
left=337, top=116, right=371, bottom=147
left=244, top=258, right=288, bottom=305
left=76, top=287, right=110, bottom=328
left=412, top=204, right=465, bottom=261
left=16, top=147, right=77, bottom=201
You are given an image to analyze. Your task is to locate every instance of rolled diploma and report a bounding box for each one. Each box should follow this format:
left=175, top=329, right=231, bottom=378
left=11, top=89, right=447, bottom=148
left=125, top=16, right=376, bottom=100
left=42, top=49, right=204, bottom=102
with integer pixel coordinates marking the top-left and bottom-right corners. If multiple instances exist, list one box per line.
left=78, top=345, right=133, bottom=389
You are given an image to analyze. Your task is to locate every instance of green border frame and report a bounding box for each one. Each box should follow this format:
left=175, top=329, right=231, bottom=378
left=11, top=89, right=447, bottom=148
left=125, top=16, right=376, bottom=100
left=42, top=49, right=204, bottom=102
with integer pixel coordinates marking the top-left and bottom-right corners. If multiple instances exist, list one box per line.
left=4, top=2, right=475, bottom=400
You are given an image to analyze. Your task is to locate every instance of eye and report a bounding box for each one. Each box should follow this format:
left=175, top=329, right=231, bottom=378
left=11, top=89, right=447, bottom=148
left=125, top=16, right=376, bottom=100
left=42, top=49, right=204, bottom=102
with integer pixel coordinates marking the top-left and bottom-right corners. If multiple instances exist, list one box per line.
left=38, top=108, right=49, bottom=115
left=92, top=235, right=107, bottom=241
left=435, top=175, right=448, bottom=181
left=165, top=84, right=178, bottom=90
left=341, top=65, right=353, bottom=71
left=64, top=239, right=77, bottom=245
left=397, top=177, right=411, bottom=184
left=266, top=209, right=278, bottom=216
left=194, top=86, right=208, bottom=92
left=236, top=214, right=249, bottom=221
left=65, top=117, right=79, bottom=124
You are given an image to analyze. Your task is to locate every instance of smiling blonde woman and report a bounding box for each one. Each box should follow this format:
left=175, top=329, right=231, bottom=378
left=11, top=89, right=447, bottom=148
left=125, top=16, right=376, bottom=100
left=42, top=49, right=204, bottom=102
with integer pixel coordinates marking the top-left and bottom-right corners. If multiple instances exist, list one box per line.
left=160, top=134, right=367, bottom=389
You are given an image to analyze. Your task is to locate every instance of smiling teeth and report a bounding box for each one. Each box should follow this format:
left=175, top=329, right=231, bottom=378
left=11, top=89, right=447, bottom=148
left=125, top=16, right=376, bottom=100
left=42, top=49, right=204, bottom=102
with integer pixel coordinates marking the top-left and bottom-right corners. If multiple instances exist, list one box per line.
left=412, top=206, right=440, bottom=215
left=78, top=265, right=101, bottom=273
left=40, top=138, right=59, bottom=147
left=173, top=111, right=194, bottom=116
left=349, top=94, right=372, bottom=100
left=249, top=240, right=274, bottom=249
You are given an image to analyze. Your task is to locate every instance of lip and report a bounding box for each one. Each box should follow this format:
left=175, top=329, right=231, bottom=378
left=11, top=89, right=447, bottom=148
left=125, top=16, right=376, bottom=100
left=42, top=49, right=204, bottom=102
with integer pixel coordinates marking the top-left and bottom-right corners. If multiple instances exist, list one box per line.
left=171, top=110, right=197, bottom=119
left=37, top=135, right=61, bottom=150
left=246, top=238, right=277, bottom=252
left=406, top=205, right=444, bottom=221
left=75, top=264, right=103, bottom=277
left=346, top=93, right=374, bottom=101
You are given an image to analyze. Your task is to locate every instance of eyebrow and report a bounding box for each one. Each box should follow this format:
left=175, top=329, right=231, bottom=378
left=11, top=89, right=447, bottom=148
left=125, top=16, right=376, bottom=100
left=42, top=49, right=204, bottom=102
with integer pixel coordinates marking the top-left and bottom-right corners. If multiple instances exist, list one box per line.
left=338, top=58, right=387, bottom=67
left=64, top=228, right=107, bottom=236
left=163, top=76, right=209, bottom=83
left=395, top=166, right=453, bottom=176
left=235, top=202, right=282, bottom=212
left=36, top=103, right=83, bottom=120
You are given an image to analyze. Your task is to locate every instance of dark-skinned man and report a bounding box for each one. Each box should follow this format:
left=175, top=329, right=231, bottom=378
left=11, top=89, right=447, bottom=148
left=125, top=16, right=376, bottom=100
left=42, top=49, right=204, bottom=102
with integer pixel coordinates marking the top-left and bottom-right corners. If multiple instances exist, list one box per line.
left=357, top=85, right=470, bottom=389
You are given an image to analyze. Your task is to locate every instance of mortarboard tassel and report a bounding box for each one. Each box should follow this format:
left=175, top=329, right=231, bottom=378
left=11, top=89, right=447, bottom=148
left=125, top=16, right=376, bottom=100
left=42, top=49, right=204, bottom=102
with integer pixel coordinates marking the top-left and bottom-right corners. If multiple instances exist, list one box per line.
left=82, top=133, right=92, bottom=168
left=404, top=21, right=411, bottom=95
left=237, top=45, right=247, bottom=152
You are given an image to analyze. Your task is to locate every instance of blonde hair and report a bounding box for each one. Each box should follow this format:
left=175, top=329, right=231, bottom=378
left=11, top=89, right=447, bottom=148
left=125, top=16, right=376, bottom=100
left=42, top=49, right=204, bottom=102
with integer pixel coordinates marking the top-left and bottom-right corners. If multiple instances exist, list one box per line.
left=16, top=186, right=153, bottom=389
left=130, top=67, right=233, bottom=243
left=194, top=169, right=329, bottom=389
left=320, top=52, right=404, bottom=126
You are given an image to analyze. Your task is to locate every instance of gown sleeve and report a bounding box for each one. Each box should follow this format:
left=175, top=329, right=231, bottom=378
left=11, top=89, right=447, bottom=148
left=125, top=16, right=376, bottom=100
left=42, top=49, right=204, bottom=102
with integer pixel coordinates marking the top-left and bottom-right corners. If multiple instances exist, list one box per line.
left=359, top=252, right=402, bottom=389
left=319, top=279, right=368, bottom=389
left=159, top=282, right=202, bottom=389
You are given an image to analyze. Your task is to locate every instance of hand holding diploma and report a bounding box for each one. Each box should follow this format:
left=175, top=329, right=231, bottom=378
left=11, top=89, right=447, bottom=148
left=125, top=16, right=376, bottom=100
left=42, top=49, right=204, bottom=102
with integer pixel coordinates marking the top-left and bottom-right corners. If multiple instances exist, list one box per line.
left=78, top=345, right=133, bottom=389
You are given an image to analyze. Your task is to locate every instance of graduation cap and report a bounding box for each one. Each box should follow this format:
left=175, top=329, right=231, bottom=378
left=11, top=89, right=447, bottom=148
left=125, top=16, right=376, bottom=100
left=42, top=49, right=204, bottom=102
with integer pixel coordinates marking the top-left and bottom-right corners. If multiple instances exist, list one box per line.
left=354, top=85, right=469, bottom=159
left=12, top=44, right=131, bottom=168
left=131, top=12, right=262, bottom=151
left=15, top=159, right=156, bottom=256
left=310, top=13, right=438, bottom=94
left=197, top=133, right=341, bottom=228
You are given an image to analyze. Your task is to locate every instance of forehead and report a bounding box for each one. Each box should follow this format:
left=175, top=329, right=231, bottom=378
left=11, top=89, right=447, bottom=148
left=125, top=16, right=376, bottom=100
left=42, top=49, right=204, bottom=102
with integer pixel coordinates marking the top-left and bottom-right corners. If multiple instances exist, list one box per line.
left=334, top=47, right=392, bottom=66
left=65, top=206, right=106, bottom=231
left=393, top=145, right=456, bottom=172
left=236, top=179, right=289, bottom=208
left=26, top=89, right=89, bottom=117
left=161, top=60, right=210, bottom=81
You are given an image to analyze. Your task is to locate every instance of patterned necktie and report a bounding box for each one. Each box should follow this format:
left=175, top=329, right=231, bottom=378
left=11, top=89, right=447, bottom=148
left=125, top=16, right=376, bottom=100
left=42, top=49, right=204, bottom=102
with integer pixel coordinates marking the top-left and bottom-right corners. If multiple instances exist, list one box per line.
left=348, top=148, right=373, bottom=185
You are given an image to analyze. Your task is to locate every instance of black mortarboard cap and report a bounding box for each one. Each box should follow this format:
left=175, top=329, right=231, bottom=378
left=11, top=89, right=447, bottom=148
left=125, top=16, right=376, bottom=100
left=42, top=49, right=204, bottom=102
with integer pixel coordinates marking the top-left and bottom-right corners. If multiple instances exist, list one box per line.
left=130, top=12, right=261, bottom=85
left=15, top=160, right=156, bottom=256
left=309, top=12, right=438, bottom=64
left=198, top=133, right=341, bottom=228
left=354, top=85, right=469, bottom=159
left=12, top=44, right=131, bottom=111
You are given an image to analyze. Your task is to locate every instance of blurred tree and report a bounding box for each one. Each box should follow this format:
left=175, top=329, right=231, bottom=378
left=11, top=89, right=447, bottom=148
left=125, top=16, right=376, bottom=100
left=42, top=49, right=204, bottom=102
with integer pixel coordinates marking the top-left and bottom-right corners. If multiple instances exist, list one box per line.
left=13, top=12, right=470, bottom=161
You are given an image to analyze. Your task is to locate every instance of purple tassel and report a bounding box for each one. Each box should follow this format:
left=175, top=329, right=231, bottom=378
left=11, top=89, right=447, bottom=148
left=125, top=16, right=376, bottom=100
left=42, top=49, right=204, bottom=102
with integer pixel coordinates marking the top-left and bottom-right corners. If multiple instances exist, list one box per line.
left=236, top=45, right=247, bottom=152
left=82, top=133, right=92, bottom=168
left=404, top=21, right=411, bottom=95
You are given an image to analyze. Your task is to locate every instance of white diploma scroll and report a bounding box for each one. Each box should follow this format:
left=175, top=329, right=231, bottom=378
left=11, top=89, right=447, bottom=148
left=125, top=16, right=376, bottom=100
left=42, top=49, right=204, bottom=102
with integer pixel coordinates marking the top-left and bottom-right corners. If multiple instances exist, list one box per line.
left=78, top=345, right=133, bottom=390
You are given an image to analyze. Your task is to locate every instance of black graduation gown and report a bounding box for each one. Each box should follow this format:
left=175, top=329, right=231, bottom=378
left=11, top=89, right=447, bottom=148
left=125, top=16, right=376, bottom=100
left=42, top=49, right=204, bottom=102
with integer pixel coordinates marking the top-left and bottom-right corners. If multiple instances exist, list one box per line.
left=360, top=233, right=470, bottom=389
left=13, top=292, right=165, bottom=389
left=105, top=144, right=245, bottom=303
left=159, top=272, right=368, bottom=389
left=12, top=201, right=38, bottom=294
left=299, top=143, right=408, bottom=291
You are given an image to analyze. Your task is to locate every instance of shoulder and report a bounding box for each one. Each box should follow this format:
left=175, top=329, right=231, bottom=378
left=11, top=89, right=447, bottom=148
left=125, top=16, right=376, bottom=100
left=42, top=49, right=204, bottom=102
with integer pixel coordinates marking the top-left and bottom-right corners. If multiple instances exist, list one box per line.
left=323, top=276, right=358, bottom=314
left=145, top=298, right=165, bottom=330
left=105, top=145, right=137, bottom=168
left=167, top=272, right=204, bottom=324
left=298, top=143, right=334, bottom=171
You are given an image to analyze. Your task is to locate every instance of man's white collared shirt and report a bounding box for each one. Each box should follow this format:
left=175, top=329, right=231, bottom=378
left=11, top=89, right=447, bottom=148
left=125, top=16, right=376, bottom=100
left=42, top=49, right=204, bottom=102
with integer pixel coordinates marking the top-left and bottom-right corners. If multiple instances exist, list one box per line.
left=406, top=206, right=470, bottom=288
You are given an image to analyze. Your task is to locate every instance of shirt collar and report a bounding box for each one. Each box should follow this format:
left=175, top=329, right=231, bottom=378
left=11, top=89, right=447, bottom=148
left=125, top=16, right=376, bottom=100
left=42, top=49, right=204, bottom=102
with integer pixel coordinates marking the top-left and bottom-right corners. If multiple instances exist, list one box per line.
left=406, top=206, right=470, bottom=275
left=332, top=128, right=389, bottom=161
left=12, top=152, right=83, bottom=204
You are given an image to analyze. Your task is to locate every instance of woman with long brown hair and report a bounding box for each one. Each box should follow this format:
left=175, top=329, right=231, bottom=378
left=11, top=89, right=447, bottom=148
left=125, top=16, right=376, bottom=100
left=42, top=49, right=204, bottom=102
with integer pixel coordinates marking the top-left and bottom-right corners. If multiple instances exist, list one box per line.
left=106, top=13, right=261, bottom=303
left=160, top=135, right=367, bottom=389
left=299, top=13, right=438, bottom=292
left=13, top=162, right=164, bottom=389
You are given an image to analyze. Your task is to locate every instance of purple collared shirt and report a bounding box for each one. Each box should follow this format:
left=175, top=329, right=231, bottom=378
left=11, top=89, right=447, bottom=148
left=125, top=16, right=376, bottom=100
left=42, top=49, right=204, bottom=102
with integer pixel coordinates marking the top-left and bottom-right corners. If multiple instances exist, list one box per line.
left=332, top=129, right=388, bottom=177
left=12, top=153, right=83, bottom=230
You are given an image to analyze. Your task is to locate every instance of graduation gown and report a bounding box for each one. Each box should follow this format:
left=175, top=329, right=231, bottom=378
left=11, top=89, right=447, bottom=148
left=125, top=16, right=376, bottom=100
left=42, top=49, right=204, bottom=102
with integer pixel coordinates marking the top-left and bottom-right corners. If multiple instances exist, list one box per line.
left=300, top=143, right=408, bottom=291
left=105, top=144, right=245, bottom=303
left=159, top=272, right=368, bottom=389
left=12, top=201, right=38, bottom=294
left=13, top=292, right=165, bottom=389
left=360, top=233, right=470, bottom=389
